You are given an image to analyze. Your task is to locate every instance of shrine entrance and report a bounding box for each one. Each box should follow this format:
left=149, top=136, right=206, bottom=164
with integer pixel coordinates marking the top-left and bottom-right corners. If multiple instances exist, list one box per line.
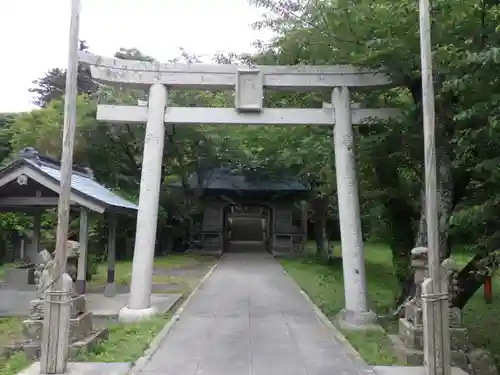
left=227, top=205, right=268, bottom=242
left=80, top=52, right=400, bottom=327
left=226, top=205, right=270, bottom=253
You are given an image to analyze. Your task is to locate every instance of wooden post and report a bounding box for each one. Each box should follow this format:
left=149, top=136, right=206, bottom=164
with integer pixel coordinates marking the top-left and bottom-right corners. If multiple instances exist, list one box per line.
left=20, top=238, right=25, bottom=260
left=33, top=210, right=41, bottom=255
left=300, top=200, right=308, bottom=252
left=419, top=0, right=451, bottom=372
left=39, top=0, right=80, bottom=372
left=76, top=207, right=89, bottom=295
left=484, top=276, right=493, bottom=304
left=104, top=213, right=117, bottom=297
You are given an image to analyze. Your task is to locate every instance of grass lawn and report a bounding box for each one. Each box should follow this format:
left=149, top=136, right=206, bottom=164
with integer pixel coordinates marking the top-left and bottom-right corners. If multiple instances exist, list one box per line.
left=74, top=315, right=173, bottom=363
left=0, top=263, right=13, bottom=282
left=0, top=319, right=29, bottom=375
left=280, top=243, right=500, bottom=366
left=0, top=253, right=217, bottom=375
left=89, top=253, right=216, bottom=287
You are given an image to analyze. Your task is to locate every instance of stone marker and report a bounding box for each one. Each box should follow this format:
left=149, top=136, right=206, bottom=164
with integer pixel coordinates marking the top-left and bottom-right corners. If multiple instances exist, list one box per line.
left=4, top=254, right=108, bottom=363
left=389, top=247, right=498, bottom=375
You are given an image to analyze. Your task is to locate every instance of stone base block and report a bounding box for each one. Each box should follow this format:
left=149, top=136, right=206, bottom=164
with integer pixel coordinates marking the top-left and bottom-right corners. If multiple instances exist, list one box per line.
left=272, top=251, right=298, bottom=258
left=468, top=349, right=499, bottom=375
left=335, top=308, right=379, bottom=330
left=118, top=305, right=158, bottom=323
left=5, top=267, right=35, bottom=290
left=68, top=328, right=109, bottom=357
left=373, top=365, right=468, bottom=375
left=398, top=319, right=423, bottom=349
left=389, top=334, right=423, bottom=366
left=28, top=295, right=87, bottom=319
left=22, top=312, right=93, bottom=343
left=450, top=327, right=471, bottom=352
left=398, top=318, right=470, bottom=351
left=104, top=282, right=117, bottom=298
left=389, top=334, right=471, bottom=372
left=4, top=328, right=108, bottom=361
left=189, top=249, right=223, bottom=256
left=16, top=361, right=129, bottom=375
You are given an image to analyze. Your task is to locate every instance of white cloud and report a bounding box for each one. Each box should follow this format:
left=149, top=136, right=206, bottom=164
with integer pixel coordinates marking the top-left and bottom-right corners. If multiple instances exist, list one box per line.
left=0, top=0, right=272, bottom=112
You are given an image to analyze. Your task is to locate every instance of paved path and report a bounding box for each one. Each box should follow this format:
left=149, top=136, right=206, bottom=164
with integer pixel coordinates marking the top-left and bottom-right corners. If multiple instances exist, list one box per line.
left=141, top=252, right=369, bottom=375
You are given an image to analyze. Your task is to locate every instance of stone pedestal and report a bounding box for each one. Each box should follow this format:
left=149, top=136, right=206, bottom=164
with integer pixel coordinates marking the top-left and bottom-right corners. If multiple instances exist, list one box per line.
left=4, top=264, right=36, bottom=290
left=391, top=310, right=471, bottom=369
left=389, top=248, right=498, bottom=375
left=4, top=293, right=108, bottom=360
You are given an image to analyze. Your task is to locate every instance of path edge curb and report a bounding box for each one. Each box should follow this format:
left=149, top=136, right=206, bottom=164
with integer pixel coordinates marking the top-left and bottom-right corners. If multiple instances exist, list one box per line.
left=127, top=260, right=220, bottom=374
left=281, top=266, right=377, bottom=374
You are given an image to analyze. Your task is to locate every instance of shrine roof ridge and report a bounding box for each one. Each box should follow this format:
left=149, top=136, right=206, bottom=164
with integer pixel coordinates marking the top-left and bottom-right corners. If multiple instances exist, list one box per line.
left=169, top=167, right=311, bottom=192
left=18, top=147, right=92, bottom=179
left=0, top=148, right=137, bottom=214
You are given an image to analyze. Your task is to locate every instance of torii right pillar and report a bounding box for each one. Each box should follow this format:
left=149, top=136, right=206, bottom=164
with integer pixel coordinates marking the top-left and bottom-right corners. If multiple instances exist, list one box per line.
left=332, top=86, right=377, bottom=329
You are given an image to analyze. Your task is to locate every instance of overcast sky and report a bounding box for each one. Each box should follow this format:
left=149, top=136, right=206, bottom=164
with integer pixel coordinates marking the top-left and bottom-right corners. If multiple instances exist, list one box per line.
left=0, top=0, right=272, bottom=113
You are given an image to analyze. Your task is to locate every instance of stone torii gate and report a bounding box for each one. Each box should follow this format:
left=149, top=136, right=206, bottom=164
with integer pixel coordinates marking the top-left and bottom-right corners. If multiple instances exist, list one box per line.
left=80, top=53, right=400, bottom=327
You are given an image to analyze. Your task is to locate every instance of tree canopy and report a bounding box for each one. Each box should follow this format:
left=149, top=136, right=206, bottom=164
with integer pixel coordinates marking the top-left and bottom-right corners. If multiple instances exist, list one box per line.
left=1, top=0, right=500, bottom=306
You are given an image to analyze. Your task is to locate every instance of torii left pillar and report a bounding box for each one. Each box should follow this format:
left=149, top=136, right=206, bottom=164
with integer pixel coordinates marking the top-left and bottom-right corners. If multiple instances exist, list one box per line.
left=332, top=86, right=376, bottom=329
left=118, top=83, right=167, bottom=322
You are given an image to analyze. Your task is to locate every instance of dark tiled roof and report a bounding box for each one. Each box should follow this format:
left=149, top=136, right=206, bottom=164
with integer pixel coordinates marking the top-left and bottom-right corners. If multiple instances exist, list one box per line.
left=170, top=167, right=310, bottom=192
left=0, top=147, right=137, bottom=213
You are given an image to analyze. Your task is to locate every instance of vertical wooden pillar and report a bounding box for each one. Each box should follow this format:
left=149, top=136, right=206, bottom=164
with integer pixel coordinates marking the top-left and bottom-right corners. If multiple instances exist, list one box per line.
left=104, top=213, right=117, bottom=297
left=300, top=200, right=308, bottom=252
left=422, top=272, right=451, bottom=375
left=76, top=207, right=89, bottom=295
left=40, top=0, right=80, bottom=371
left=20, top=238, right=25, bottom=260
left=484, top=276, right=493, bottom=304
left=33, top=210, right=42, bottom=254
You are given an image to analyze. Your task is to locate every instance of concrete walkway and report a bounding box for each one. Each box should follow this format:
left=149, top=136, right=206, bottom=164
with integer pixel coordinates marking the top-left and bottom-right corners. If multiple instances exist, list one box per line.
left=141, top=252, right=369, bottom=375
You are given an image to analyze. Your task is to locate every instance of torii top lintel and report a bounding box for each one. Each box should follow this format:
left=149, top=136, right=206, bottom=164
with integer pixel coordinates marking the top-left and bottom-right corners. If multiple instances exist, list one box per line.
left=79, top=53, right=393, bottom=91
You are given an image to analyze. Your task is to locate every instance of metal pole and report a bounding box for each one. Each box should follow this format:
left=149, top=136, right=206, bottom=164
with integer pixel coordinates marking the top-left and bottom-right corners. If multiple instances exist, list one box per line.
left=419, top=0, right=451, bottom=373
left=39, top=0, right=81, bottom=372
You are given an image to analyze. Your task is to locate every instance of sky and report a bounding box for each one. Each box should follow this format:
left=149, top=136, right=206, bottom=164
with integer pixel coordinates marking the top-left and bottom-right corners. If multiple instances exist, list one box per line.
left=0, top=0, right=273, bottom=113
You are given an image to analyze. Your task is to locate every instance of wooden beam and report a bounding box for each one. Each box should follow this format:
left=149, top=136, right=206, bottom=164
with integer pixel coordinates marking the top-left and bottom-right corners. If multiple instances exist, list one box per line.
left=104, top=213, right=117, bottom=297
left=96, top=105, right=402, bottom=126
left=76, top=207, right=89, bottom=295
left=79, top=53, right=393, bottom=90
left=0, top=197, right=79, bottom=206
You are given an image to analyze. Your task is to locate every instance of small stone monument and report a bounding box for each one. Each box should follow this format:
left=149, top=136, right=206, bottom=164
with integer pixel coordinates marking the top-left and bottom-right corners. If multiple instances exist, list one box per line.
left=389, top=247, right=498, bottom=375
left=4, top=249, right=108, bottom=360
left=65, top=240, right=80, bottom=281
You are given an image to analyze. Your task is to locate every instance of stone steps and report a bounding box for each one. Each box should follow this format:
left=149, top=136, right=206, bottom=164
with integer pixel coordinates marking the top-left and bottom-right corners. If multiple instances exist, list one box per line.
left=226, top=241, right=267, bottom=253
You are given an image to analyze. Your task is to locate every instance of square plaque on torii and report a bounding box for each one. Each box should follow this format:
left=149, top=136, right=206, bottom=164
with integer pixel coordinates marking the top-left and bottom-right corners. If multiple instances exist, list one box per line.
left=235, top=68, right=264, bottom=113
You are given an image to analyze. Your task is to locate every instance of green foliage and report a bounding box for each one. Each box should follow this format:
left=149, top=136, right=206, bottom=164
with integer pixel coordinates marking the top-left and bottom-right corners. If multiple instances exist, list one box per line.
left=29, top=41, right=97, bottom=107
left=250, top=0, right=500, bottom=260
left=4, top=0, right=500, bottom=280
